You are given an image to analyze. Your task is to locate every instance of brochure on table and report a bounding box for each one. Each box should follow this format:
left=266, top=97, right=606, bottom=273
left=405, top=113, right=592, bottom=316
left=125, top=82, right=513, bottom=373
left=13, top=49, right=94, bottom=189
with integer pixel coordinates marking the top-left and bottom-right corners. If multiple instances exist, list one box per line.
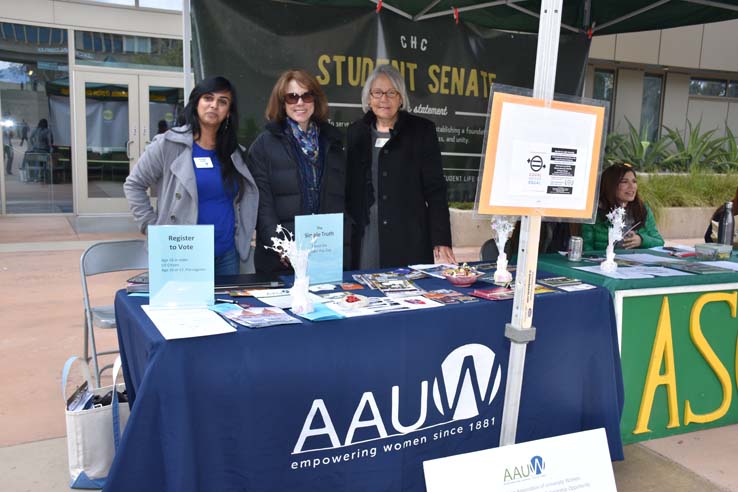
left=148, top=225, right=215, bottom=307
left=423, top=428, right=616, bottom=492
left=475, top=90, right=605, bottom=220
left=295, top=213, right=343, bottom=284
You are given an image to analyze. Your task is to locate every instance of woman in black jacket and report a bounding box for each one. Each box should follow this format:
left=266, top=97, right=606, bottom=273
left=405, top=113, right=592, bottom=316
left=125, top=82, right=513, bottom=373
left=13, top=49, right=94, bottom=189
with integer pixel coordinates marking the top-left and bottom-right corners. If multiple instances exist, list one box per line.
left=247, top=69, right=348, bottom=273
left=346, top=64, right=455, bottom=270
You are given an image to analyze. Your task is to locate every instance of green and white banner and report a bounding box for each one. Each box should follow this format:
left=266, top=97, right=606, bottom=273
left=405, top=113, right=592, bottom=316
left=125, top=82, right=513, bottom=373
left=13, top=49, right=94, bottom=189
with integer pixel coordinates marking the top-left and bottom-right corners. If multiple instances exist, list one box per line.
left=191, top=0, right=590, bottom=201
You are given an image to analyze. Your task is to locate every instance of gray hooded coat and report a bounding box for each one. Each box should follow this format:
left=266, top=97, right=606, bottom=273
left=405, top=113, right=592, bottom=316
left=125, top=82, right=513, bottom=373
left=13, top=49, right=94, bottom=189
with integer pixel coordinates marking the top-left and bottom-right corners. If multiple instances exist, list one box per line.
left=124, top=126, right=259, bottom=267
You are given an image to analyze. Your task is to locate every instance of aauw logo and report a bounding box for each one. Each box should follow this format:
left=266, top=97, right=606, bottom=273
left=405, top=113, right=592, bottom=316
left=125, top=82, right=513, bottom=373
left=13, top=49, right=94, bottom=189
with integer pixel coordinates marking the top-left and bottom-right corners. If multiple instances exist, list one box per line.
left=432, top=344, right=502, bottom=420
left=504, top=455, right=546, bottom=482
left=293, top=343, right=503, bottom=454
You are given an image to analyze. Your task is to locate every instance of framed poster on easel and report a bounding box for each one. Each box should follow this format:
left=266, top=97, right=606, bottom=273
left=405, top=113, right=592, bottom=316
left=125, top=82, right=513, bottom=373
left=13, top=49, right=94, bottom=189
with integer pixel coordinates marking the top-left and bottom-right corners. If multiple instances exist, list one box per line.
left=475, top=89, right=606, bottom=221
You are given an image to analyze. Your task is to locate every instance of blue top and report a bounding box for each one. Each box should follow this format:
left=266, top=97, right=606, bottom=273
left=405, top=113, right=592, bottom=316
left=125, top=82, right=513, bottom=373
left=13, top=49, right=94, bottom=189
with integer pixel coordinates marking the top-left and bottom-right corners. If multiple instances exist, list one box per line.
left=192, top=142, right=237, bottom=256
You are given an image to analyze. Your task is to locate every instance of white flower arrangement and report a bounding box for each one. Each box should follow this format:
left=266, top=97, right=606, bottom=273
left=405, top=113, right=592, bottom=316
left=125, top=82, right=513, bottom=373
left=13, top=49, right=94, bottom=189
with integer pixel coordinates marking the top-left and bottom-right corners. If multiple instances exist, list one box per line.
left=490, top=216, right=517, bottom=283
left=265, top=224, right=317, bottom=314
left=601, top=206, right=626, bottom=272
left=606, top=207, right=626, bottom=244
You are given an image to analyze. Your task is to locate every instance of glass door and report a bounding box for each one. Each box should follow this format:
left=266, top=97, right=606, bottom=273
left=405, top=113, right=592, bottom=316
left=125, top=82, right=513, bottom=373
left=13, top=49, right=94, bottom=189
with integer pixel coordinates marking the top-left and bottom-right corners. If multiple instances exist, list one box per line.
left=138, top=74, right=184, bottom=155
left=74, top=71, right=183, bottom=214
left=74, top=71, right=138, bottom=214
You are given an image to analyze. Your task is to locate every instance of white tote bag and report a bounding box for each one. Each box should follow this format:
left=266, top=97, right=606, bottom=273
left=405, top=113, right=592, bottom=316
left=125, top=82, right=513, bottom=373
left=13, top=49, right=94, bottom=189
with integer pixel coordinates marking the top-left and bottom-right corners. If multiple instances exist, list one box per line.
left=62, top=356, right=130, bottom=489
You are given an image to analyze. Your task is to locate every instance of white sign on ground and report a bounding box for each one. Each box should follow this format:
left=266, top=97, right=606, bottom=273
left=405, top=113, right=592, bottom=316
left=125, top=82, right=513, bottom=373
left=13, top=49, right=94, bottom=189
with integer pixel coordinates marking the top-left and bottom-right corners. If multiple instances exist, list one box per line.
left=423, top=428, right=616, bottom=492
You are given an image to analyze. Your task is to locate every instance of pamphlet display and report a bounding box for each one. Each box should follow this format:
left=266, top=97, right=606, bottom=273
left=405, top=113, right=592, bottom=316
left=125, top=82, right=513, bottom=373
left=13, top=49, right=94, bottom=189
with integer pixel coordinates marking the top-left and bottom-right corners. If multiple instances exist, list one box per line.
left=147, top=225, right=215, bottom=307
left=295, top=213, right=343, bottom=284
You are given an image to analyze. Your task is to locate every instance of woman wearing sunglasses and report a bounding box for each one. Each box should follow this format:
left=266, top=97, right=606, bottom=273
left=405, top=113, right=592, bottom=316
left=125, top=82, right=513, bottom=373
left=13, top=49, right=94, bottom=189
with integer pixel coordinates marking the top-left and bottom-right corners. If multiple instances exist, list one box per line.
left=247, top=69, right=348, bottom=273
left=124, top=76, right=259, bottom=275
left=346, top=64, right=455, bottom=270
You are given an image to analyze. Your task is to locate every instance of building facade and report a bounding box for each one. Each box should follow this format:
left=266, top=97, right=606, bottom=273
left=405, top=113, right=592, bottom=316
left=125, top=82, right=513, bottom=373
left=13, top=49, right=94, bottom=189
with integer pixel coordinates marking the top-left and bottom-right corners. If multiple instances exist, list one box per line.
left=0, top=0, right=183, bottom=224
left=585, top=19, right=738, bottom=142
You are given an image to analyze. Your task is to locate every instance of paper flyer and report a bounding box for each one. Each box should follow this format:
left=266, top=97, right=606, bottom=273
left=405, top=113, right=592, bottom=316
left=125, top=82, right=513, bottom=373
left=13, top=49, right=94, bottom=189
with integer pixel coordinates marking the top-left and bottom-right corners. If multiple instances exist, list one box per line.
left=147, top=225, right=214, bottom=308
left=295, top=213, right=343, bottom=284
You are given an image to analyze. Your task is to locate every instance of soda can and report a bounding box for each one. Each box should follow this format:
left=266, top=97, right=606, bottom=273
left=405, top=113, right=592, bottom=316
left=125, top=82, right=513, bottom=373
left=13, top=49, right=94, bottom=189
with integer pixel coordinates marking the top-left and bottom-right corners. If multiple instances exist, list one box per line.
left=568, top=236, right=583, bottom=262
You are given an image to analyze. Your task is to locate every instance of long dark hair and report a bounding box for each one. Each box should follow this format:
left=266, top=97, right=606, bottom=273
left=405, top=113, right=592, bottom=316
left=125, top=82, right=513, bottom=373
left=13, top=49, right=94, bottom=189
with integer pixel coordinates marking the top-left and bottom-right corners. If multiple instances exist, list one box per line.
left=598, top=163, right=646, bottom=227
left=178, top=76, right=242, bottom=198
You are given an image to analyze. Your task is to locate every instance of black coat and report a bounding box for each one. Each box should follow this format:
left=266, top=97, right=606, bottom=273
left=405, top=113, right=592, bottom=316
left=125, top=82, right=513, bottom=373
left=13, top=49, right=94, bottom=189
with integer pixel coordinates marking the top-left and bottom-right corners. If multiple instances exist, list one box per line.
left=247, top=120, right=350, bottom=273
left=346, top=110, right=452, bottom=269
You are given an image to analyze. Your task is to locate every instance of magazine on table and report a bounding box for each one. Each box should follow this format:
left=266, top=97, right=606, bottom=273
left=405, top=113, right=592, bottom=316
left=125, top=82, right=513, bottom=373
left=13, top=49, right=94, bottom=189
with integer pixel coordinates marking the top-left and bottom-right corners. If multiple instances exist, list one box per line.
left=408, top=263, right=456, bottom=279
left=665, top=262, right=735, bottom=275
left=470, top=284, right=556, bottom=301
left=423, top=289, right=480, bottom=304
left=319, top=293, right=442, bottom=317
left=538, top=276, right=597, bottom=292
left=211, top=304, right=301, bottom=329
left=356, top=273, right=424, bottom=296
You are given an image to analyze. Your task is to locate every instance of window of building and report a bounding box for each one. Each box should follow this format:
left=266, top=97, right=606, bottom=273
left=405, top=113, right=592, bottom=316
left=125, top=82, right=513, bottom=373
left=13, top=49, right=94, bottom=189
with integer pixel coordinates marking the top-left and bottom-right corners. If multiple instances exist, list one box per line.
left=640, top=74, right=663, bottom=142
left=593, top=69, right=615, bottom=103
left=592, top=69, right=615, bottom=129
left=728, top=81, right=738, bottom=98
left=74, top=31, right=182, bottom=71
left=0, top=22, right=73, bottom=213
left=689, top=78, right=727, bottom=97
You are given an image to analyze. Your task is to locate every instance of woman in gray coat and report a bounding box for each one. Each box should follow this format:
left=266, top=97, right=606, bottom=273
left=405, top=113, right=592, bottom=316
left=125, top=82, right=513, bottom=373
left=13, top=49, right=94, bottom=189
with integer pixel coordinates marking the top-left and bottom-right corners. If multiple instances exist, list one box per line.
left=124, top=76, right=258, bottom=275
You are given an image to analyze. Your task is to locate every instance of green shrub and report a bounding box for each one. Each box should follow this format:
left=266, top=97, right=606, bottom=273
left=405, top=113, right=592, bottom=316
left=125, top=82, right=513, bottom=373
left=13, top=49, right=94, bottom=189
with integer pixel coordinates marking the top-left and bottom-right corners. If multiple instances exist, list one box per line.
left=638, top=172, right=738, bottom=212
left=449, top=201, right=474, bottom=210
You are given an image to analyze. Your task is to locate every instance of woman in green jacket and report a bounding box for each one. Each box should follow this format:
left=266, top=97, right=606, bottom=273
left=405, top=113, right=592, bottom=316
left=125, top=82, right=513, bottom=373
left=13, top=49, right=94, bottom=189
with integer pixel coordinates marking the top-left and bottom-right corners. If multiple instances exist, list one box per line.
left=582, top=163, right=664, bottom=251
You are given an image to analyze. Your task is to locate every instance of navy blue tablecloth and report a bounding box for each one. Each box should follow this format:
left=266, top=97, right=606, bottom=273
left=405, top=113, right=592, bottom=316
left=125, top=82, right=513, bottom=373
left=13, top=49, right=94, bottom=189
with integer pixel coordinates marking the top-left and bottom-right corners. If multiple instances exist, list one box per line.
left=105, top=274, right=623, bottom=492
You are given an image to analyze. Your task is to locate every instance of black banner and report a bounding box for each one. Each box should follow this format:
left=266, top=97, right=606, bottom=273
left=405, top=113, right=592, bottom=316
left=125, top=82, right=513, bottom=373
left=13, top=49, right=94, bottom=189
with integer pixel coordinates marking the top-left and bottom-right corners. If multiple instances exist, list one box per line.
left=192, top=0, right=590, bottom=201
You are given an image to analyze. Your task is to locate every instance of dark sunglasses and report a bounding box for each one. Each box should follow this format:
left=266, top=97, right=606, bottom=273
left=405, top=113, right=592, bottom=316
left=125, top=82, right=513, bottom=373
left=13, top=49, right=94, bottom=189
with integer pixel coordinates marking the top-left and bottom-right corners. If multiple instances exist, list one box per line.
left=284, top=92, right=315, bottom=104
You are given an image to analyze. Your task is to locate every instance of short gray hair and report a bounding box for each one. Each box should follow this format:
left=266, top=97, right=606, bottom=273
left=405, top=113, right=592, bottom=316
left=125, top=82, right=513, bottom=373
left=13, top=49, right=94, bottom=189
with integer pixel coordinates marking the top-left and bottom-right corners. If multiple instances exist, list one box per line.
left=360, top=64, right=411, bottom=114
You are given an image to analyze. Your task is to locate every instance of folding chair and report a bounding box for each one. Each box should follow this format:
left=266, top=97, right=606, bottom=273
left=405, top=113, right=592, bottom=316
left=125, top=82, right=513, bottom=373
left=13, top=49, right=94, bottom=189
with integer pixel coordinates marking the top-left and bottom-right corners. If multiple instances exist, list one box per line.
left=81, top=240, right=147, bottom=387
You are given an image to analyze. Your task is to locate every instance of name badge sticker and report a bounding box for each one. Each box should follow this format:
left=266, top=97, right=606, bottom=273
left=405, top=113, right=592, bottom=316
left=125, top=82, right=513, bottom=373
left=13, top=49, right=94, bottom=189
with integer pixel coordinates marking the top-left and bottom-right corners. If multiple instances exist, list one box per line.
left=194, top=157, right=214, bottom=168
left=375, top=137, right=389, bottom=148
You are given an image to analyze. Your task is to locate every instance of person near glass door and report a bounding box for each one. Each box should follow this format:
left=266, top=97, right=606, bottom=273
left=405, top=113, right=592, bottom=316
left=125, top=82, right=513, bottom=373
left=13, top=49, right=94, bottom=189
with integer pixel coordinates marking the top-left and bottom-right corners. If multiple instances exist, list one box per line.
left=124, top=76, right=259, bottom=275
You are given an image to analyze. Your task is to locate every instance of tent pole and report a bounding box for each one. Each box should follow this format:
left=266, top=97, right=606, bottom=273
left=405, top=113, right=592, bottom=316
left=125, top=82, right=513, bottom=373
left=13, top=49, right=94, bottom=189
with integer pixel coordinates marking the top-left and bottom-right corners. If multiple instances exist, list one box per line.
left=413, top=0, right=442, bottom=21
left=506, top=3, right=580, bottom=32
left=416, top=0, right=518, bottom=21
left=498, top=0, right=562, bottom=448
left=368, top=0, right=414, bottom=19
left=183, top=0, right=193, bottom=101
left=681, top=0, right=738, bottom=12
left=592, top=0, right=671, bottom=34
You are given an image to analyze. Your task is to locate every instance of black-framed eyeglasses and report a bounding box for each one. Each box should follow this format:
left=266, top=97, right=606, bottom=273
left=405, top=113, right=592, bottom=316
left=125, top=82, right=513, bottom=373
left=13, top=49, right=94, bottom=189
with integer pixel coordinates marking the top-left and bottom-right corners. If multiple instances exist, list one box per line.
left=284, top=92, right=315, bottom=104
left=369, top=89, right=399, bottom=99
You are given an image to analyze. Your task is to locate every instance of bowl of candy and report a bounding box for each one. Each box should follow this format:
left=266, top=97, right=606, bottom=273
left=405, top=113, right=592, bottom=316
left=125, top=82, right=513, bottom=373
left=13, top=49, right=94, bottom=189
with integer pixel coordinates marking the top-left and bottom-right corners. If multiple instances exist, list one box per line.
left=338, top=293, right=369, bottom=309
left=443, top=263, right=483, bottom=288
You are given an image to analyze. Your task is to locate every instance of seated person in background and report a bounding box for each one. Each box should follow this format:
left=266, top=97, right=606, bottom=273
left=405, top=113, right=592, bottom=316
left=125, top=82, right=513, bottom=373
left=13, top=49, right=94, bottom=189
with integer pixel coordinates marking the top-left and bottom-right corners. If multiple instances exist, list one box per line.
left=582, top=163, right=664, bottom=251
left=705, top=186, right=738, bottom=245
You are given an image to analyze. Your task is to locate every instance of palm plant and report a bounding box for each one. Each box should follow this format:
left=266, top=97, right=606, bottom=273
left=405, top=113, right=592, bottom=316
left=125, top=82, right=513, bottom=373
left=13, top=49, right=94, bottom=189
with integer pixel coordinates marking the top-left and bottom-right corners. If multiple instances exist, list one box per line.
left=605, top=119, right=670, bottom=171
left=712, top=126, right=738, bottom=172
left=661, top=121, right=730, bottom=172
